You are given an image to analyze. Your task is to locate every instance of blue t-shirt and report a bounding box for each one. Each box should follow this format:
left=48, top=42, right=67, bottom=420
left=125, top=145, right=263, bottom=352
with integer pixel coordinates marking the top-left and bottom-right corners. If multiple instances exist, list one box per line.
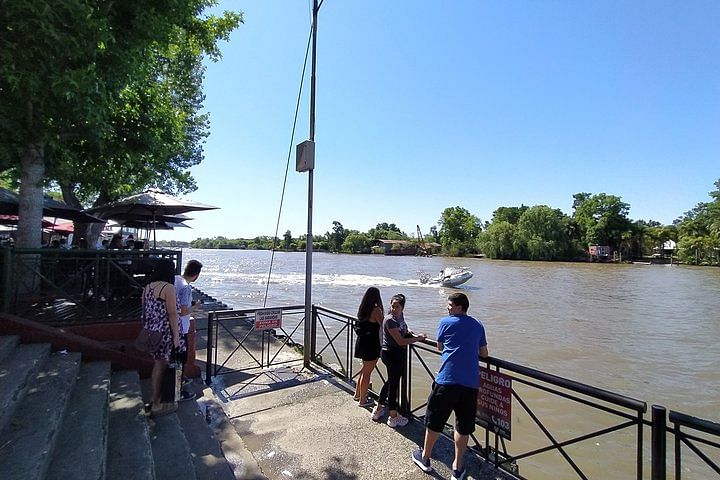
left=435, top=314, right=487, bottom=389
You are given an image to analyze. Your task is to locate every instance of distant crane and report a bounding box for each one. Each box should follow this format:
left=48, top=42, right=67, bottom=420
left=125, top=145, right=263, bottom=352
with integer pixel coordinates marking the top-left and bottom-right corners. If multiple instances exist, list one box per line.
left=416, top=225, right=430, bottom=257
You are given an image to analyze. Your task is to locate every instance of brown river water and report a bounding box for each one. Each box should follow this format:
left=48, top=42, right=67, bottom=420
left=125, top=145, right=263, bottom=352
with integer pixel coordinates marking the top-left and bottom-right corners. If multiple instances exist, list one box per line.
left=187, top=249, right=719, bottom=478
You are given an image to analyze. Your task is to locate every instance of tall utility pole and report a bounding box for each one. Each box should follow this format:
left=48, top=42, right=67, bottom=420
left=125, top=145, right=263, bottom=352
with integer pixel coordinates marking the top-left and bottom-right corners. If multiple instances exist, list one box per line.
left=303, top=0, right=320, bottom=367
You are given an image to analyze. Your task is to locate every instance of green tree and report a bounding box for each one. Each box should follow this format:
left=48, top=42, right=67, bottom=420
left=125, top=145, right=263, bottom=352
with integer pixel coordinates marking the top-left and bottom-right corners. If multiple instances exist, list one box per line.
left=0, top=1, right=242, bottom=247
left=368, top=222, right=406, bottom=240
left=342, top=232, right=371, bottom=253
left=572, top=192, right=632, bottom=252
left=478, top=221, right=517, bottom=259
left=514, top=205, right=572, bottom=260
left=438, top=206, right=482, bottom=256
left=327, top=221, right=345, bottom=252
left=282, top=230, right=294, bottom=251
left=492, top=205, right=528, bottom=225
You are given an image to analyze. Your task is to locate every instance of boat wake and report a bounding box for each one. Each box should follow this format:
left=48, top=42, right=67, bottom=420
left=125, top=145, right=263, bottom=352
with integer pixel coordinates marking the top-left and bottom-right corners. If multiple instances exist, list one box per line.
left=207, top=272, right=428, bottom=288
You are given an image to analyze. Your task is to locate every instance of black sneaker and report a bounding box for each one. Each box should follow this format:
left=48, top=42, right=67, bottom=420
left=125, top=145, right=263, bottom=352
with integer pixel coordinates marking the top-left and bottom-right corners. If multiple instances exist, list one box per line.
left=451, top=466, right=466, bottom=480
left=411, top=448, right=433, bottom=473
left=178, top=390, right=196, bottom=402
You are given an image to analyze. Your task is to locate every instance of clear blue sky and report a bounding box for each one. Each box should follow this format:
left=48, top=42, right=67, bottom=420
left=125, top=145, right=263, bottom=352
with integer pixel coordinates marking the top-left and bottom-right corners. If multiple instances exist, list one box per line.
left=159, top=0, right=720, bottom=242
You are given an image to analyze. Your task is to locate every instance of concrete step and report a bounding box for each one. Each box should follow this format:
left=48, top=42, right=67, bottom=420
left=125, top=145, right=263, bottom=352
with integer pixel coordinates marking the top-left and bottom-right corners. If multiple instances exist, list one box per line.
left=148, top=411, right=197, bottom=480
left=140, top=377, right=237, bottom=480
left=0, top=351, right=82, bottom=480
left=106, top=370, right=155, bottom=480
left=0, top=335, right=20, bottom=363
left=177, top=382, right=240, bottom=480
left=0, top=336, right=232, bottom=480
left=0, top=342, right=51, bottom=434
left=47, top=361, right=112, bottom=480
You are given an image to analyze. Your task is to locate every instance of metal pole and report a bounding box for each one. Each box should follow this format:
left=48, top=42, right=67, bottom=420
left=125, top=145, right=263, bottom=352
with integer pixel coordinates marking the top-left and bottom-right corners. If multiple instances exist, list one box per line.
left=205, top=311, right=214, bottom=385
left=651, top=404, right=666, bottom=480
left=303, top=0, right=319, bottom=368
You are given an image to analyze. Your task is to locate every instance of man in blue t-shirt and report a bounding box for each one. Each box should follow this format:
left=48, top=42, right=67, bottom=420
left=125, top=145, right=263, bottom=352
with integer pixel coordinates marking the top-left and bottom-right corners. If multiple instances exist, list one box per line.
left=412, top=292, right=488, bottom=480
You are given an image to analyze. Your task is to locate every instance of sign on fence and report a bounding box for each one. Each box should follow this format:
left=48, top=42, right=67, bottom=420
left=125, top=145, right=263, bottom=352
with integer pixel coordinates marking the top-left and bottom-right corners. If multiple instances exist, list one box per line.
left=254, top=308, right=282, bottom=330
left=476, top=367, right=513, bottom=440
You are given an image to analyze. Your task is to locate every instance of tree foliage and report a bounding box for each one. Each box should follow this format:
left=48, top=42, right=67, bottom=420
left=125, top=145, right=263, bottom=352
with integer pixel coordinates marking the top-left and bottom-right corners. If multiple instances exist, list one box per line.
left=438, top=206, right=482, bottom=256
left=185, top=180, right=720, bottom=266
left=572, top=193, right=632, bottom=250
left=0, top=1, right=242, bottom=247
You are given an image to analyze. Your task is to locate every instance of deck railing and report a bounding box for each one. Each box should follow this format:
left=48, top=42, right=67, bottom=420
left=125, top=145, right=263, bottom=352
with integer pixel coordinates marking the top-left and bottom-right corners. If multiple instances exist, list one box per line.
left=205, top=304, right=720, bottom=479
left=0, top=247, right=181, bottom=323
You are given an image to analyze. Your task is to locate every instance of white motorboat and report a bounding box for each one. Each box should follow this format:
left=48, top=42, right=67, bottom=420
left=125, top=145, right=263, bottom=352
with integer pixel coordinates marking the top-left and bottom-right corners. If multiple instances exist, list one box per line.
left=420, top=267, right=473, bottom=287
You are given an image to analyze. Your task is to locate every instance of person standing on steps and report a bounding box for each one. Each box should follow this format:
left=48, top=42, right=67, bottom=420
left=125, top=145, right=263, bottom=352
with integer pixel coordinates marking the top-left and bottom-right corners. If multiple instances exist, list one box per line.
left=174, top=259, right=203, bottom=401
left=412, top=292, right=488, bottom=480
left=142, top=259, right=181, bottom=417
left=370, top=293, right=426, bottom=428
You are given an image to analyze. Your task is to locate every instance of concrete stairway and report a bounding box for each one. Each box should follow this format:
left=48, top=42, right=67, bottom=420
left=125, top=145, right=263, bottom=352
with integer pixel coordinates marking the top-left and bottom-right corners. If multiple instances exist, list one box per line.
left=0, top=335, right=236, bottom=480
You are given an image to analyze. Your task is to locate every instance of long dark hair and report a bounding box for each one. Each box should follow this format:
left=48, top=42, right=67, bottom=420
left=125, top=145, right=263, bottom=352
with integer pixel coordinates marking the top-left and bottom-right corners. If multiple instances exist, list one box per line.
left=150, top=258, right=176, bottom=284
left=357, top=287, right=383, bottom=321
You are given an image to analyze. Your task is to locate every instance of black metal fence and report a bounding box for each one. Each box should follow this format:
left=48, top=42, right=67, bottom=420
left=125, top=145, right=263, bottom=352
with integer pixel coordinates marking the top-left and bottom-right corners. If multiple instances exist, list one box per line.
left=204, top=304, right=720, bottom=479
left=205, top=305, right=306, bottom=380
left=0, top=247, right=181, bottom=323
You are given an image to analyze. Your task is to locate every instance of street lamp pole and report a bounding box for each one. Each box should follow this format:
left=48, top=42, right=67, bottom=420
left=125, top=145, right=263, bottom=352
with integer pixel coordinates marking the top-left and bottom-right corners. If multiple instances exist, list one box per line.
left=303, top=0, right=319, bottom=367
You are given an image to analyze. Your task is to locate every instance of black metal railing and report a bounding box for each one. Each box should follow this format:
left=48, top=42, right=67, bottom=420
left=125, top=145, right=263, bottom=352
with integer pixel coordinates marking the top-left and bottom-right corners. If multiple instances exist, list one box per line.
left=205, top=305, right=306, bottom=381
left=311, top=305, right=357, bottom=380
left=204, top=303, right=720, bottom=479
left=669, top=410, right=720, bottom=478
left=0, top=247, right=181, bottom=323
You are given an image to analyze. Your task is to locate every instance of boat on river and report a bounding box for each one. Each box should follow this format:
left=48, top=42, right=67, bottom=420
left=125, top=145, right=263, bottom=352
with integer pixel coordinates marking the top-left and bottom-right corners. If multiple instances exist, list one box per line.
left=420, top=267, right=473, bottom=287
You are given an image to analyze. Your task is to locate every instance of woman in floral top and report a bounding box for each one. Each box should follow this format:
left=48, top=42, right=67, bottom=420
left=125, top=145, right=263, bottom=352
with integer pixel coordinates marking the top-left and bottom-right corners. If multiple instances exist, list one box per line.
left=142, top=258, right=181, bottom=417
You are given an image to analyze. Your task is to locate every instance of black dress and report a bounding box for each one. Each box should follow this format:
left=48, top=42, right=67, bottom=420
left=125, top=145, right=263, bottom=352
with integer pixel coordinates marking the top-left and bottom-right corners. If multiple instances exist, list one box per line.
left=354, top=319, right=381, bottom=361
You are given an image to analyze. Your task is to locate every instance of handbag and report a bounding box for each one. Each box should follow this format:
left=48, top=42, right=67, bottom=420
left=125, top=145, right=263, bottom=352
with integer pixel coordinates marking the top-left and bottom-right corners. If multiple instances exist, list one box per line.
left=135, top=327, right=163, bottom=353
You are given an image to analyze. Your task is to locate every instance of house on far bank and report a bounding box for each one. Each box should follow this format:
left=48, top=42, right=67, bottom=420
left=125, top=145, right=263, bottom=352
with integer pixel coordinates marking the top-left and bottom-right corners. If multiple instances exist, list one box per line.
left=375, top=239, right=441, bottom=256
left=588, top=244, right=611, bottom=262
left=653, top=240, right=676, bottom=259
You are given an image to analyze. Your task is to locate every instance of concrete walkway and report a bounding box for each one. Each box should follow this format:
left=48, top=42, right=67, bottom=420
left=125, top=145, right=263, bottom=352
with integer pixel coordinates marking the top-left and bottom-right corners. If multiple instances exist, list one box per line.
left=192, top=311, right=514, bottom=480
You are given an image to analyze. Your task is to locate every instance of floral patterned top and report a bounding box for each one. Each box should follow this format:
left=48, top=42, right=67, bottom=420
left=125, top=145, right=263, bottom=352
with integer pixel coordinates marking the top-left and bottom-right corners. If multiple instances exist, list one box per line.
left=142, top=282, right=183, bottom=360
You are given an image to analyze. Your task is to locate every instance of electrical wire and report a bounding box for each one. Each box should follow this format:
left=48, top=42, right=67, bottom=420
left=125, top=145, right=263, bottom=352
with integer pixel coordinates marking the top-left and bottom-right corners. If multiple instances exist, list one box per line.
left=262, top=24, right=314, bottom=307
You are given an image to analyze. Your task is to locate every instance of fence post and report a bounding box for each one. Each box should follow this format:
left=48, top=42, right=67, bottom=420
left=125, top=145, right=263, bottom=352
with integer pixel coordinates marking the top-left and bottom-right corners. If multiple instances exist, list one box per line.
left=651, top=404, right=666, bottom=480
left=400, top=345, right=410, bottom=412
left=205, top=311, right=214, bottom=385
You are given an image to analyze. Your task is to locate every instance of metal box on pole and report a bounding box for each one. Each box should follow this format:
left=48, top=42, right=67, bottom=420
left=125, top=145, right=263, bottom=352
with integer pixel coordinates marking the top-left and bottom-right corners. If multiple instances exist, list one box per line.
left=296, top=140, right=315, bottom=172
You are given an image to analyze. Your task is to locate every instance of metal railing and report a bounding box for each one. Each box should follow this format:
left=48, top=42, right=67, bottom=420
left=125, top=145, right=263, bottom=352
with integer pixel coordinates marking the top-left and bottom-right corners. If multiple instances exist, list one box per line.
left=311, top=305, right=357, bottom=380
left=204, top=304, right=720, bottom=479
left=668, top=409, right=720, bottom=478
left=205, top=305, right=306, bottom=381
left=0, top=248, right=181, bottom=323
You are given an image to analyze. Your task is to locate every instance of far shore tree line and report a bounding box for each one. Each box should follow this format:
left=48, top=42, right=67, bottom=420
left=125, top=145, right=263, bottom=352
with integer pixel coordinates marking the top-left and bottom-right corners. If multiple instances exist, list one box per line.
left=172, top=180, right=720, bottom=266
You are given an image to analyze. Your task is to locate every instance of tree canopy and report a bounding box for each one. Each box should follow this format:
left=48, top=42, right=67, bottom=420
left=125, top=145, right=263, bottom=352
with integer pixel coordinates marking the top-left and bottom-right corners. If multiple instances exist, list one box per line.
left=0, top=1, right=242, bottom=247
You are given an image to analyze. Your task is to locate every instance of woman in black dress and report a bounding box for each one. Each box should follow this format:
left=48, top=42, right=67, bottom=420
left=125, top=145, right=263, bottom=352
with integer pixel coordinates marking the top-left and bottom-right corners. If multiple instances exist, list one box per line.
left=353, top=287, right=384, bottom=407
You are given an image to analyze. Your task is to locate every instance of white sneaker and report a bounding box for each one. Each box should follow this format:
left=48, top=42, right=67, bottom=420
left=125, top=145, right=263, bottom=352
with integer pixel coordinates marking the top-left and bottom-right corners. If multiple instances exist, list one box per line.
left=370, top=406, right=384, bottom=422
left=387, top=414, right=408, bottom=428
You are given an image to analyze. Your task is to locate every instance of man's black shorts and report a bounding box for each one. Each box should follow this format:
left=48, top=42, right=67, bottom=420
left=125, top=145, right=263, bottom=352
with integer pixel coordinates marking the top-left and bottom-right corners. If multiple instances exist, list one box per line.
left=425, top=382, right=478, bottom=436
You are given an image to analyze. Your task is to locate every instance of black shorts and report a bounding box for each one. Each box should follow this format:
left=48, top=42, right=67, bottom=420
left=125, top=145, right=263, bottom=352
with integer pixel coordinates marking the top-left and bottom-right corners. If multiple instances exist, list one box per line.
left=425, top=382, right=478, bottom=436
left=354, top=334, right=381, bottom=361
